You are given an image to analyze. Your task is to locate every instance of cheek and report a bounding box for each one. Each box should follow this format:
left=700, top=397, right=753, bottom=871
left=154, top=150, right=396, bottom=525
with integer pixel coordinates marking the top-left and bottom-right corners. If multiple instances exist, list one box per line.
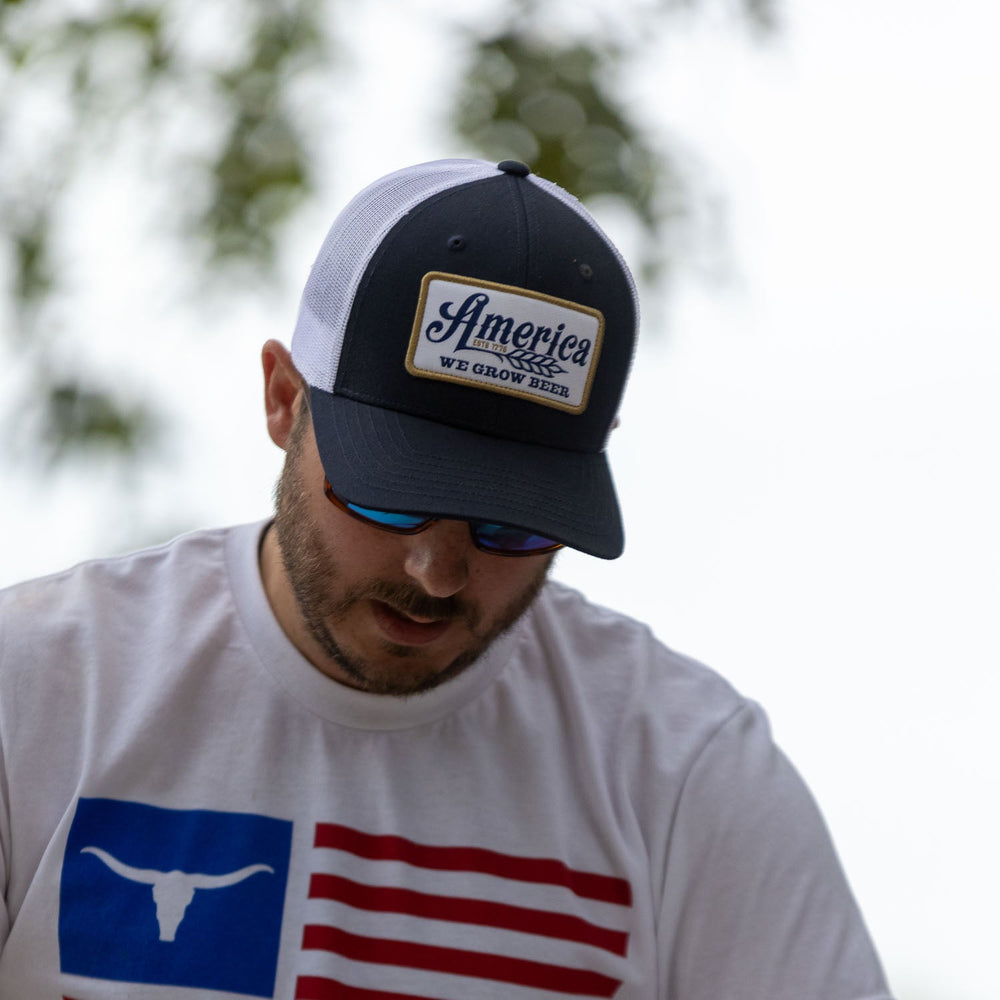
left=468, top=555, right=551, bottom=616
left=317, top=512, right=413, bottom=582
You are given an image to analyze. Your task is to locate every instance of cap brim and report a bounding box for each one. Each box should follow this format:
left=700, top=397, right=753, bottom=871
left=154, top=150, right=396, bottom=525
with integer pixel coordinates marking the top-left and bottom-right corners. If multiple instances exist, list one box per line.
left=309, top=388, right=624, bottom=559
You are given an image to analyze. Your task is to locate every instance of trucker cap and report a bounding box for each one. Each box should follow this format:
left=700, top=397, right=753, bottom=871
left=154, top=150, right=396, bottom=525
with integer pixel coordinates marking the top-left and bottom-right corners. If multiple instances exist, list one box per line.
left=290, top=158, right=639, bottom=558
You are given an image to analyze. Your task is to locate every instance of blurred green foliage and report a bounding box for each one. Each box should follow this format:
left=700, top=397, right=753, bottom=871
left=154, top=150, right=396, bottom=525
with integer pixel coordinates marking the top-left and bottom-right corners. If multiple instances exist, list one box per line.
left=455, top=29, right=668, bottom=285
left=41, top=381, right=159, bottom=462
left=200, top=4, right=323, bottom=264
left=0, top=0, right=775, bottom=464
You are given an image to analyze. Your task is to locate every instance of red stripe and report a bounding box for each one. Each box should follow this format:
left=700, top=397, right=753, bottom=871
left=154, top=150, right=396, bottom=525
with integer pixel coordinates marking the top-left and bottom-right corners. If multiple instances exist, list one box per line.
left=313, top=823, right=631, bottom=906
left=295, top=976, right=438, bottom=1000
left=309, top=872, right=628, bottom=955
left=302, top=924, right=621, bottom=997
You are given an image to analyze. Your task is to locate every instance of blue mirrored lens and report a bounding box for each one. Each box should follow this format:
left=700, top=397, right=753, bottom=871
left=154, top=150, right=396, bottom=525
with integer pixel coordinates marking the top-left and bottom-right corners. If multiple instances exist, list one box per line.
left=347, top=503, right=429, bottom=530
left=473, top=523, right=559, bottom=553
left=332, top=480, right=559, bottom=553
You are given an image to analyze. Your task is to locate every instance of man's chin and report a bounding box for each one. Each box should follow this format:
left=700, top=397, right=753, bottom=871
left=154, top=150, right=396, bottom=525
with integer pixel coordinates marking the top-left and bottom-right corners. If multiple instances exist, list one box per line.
left=328, top=651, right=472, bottom=697
left=307, top=623, right=475, bottom=696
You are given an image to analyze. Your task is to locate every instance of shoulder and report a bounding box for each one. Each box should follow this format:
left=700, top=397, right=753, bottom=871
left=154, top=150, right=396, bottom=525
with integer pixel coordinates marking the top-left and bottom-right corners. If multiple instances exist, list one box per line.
left=2, top=524, right=227, bottom=609
left=527, top=579, right=749, bottom=756
left=531, top=579, right=744, bottom=707
left=0, top=523, right=259, bottom=665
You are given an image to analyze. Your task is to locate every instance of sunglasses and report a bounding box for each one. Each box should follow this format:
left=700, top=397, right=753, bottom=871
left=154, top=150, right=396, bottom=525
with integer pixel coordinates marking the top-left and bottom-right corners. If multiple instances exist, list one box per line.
left=323, top=480, right=563, bottom=557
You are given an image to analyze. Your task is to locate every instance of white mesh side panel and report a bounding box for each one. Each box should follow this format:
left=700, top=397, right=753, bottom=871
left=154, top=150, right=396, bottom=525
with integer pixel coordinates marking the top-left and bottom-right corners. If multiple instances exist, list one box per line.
left=291, top=159, right=500, bottom=390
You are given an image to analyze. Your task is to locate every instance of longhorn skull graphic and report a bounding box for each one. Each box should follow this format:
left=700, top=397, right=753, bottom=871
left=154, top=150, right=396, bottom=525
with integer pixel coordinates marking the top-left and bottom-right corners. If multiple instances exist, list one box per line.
left=81, top=845, right=274, bottom=942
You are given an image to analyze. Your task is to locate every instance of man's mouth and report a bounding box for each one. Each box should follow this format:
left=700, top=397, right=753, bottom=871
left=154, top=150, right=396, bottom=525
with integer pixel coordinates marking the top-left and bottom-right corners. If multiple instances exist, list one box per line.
left=369, top=600, right=453, bottom=645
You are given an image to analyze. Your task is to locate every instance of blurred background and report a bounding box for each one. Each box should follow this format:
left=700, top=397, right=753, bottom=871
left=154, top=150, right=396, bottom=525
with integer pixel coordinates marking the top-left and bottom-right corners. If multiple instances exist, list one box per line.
left=2, top=1, right=997, bottom=996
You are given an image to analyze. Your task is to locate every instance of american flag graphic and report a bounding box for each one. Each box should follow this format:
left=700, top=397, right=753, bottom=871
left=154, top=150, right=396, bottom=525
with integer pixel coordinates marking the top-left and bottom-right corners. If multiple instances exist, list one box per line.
left=294, top=823, right=632, bottom=999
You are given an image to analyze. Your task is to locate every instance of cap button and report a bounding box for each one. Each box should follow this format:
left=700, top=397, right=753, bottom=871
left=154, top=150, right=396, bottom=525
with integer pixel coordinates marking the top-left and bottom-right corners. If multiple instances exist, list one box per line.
left=497, top=160, right=530, bottom=177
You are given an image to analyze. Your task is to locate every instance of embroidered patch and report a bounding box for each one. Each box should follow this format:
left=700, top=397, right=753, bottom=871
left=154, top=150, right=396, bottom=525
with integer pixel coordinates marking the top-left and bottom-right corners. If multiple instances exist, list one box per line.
left=406, top=272, right=604, bottom=413
left=59, top=798, right=292, bottom=997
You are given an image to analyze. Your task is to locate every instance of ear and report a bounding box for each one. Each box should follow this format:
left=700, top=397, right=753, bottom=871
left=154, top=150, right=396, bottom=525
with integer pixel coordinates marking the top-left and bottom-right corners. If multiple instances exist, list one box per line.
left=262, top=339, right=307, bottom=450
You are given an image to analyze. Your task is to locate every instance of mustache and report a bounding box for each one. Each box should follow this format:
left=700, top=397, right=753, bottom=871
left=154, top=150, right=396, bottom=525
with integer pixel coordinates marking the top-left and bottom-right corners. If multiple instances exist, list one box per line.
left=338, top=580, right=479, bottom=627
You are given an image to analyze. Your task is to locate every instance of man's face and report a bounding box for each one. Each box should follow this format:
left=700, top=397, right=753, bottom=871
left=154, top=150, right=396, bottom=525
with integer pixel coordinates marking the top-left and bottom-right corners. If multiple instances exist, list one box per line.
left=271, top=402, right=554, bottom=695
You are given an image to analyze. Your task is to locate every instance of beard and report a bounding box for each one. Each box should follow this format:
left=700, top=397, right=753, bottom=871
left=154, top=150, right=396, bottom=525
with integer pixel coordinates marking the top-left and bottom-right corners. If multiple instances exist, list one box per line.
left=272, top=407, right=552, bottom=696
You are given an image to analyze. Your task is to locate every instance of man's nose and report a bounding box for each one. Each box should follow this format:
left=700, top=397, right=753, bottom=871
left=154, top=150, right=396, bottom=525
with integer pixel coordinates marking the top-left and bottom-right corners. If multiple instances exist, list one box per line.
left=402, top=521, right=472, bottom=598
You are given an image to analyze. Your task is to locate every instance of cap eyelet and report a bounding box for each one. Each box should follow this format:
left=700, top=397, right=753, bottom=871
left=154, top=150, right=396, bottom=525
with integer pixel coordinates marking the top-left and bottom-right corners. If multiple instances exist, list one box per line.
left=579, top=262, right=594, bottom=279
left=447, top=235, right=466, bottom=251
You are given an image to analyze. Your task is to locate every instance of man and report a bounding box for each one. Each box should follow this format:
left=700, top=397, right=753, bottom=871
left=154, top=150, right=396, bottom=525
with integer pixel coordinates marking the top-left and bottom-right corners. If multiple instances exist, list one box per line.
left=0, top=159, right=893, bottom=998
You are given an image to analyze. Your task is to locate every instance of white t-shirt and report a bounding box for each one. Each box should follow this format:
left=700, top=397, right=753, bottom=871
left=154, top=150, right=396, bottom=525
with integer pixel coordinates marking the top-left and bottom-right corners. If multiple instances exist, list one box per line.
left=0, top=522, right=893, bottom=999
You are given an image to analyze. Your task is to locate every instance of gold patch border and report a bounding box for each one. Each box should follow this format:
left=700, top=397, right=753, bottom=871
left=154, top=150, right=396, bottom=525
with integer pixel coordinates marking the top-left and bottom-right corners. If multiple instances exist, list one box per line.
left=405, top=271, right=605, bottom=415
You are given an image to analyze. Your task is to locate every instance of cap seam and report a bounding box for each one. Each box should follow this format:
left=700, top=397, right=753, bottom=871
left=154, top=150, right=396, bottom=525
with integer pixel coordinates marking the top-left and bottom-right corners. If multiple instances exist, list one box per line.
left=505, top=173, right=531, bottom=287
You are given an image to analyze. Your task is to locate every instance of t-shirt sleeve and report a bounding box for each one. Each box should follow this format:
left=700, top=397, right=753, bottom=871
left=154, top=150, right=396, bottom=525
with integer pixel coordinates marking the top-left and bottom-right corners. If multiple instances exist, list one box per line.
left=0, top=610, right=10, bottom=949
left=0, top=793, right=8, bottom=948
left=657, top=701, right=894, bottom=1000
